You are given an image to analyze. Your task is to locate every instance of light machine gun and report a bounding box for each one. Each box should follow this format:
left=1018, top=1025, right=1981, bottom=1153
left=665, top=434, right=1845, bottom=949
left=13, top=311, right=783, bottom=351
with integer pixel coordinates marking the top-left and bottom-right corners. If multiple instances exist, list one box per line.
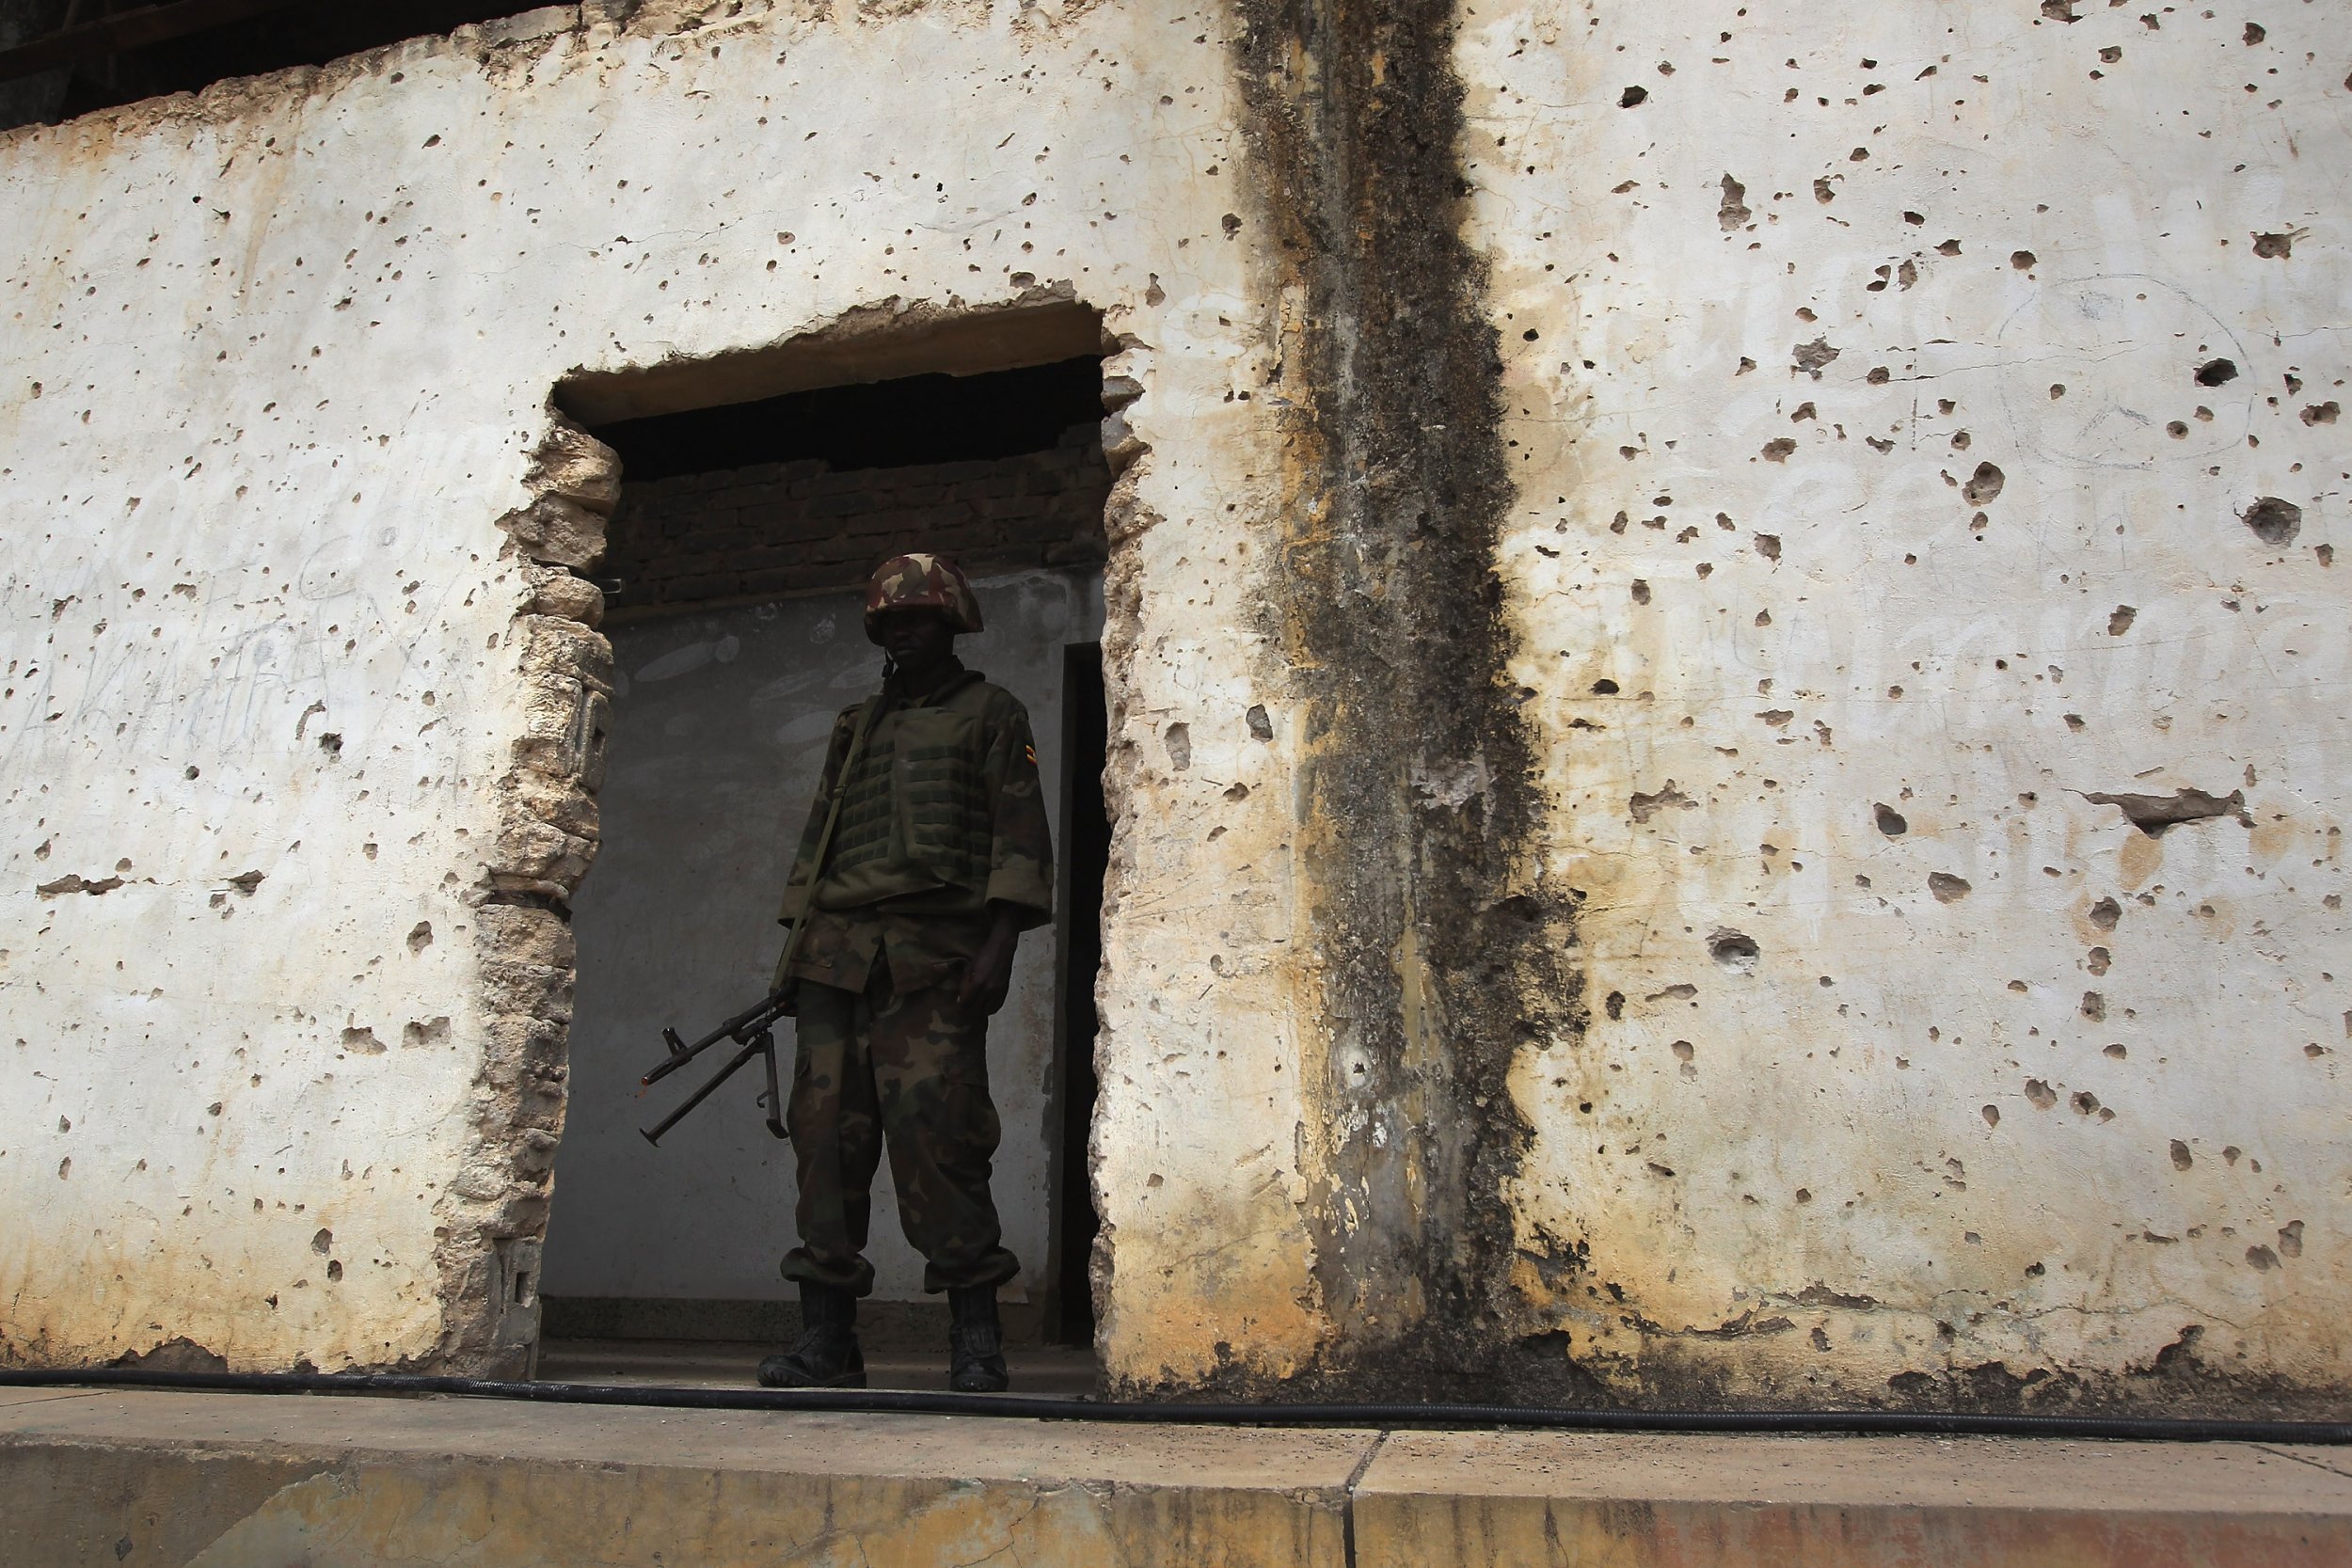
left=634, top=692, right=882, bottom=1147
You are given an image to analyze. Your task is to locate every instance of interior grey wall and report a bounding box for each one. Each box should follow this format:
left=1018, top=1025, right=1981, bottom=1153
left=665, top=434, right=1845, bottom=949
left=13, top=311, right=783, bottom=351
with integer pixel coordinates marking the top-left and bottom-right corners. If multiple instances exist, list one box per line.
left=542, top=569, right=1104, bottom=1305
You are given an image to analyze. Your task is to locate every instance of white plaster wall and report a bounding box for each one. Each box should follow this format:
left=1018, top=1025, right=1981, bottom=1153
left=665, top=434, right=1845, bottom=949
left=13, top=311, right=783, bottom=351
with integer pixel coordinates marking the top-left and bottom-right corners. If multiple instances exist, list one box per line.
left=0, top=0, right=1265, bottom=1370
left=543, top=569, right=1101, bottom=1306
left=1462, top=0, right=2350, bottom=1400
left=6, top=0, right=2342, bottom=1406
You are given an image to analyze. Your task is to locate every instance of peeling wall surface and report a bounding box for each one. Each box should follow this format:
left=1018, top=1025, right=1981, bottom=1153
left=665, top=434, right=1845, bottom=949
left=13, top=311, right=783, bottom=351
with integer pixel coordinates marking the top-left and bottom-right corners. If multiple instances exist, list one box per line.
left=545, top=569, right=1099, bottom=1305
left=1, top=0, right=2346, bottom=1412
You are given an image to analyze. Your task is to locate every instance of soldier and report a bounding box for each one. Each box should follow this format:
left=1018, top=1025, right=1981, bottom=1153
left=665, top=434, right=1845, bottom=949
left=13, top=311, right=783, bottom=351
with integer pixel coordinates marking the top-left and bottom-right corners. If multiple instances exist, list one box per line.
left=757, top=553, right=1052, bottom=1393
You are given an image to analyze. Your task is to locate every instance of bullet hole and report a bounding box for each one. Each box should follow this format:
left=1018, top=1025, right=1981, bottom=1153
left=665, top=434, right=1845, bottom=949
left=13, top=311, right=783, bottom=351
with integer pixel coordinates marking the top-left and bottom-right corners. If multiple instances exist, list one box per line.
left=1220, top=213, right=1241, bottom=236
left=1761, top=438, right=1797, bottom=462
left=1755, top=533, right=1781, bottom=562
left=1812, top=1326, right=1833, bottom=1350
left=1902, top=210, right=1925, bottom=225
left=2081, top=991, right=2106, bottom=1022
left=1591, top=679, right=1620, bottom=695
left=1928, top=872, right=1973, bottom=902
left=1937, top=239, right=1962, bottom=256
left=311, top=1228, right=333, bottom=1254
left=2245, top=1245, right=2278, bottom=1272
left=1605, top=990, right=1625, bottom=1021
left=2240, top=496, right=2302, bottom=547
left=2194, top=357, right=2239, bottom=387
left=1874, top=803, right=1908, bottom=837
left=2304, top=402, right=2341, bottom=425
left=1672, top=1039, right=1695, bottom=1060
left=1961, top=462, right=2005, bottom=505
left=1163, top=722, right=1191, bottom=772
left=1222, top=783, right=1249, bottom=802
left=1628, top=781, right=1694, bottom=822
left=2104, top=1042, right=2126, bottom=1059
left=1981, top=1104, right=2000, bottom=1128
left=1848, top=146, right=1869, bottom=162
left=2041, top=0, right=2077, bottom=19
left=326, top=1259, right=344, bottom=1283
left=341, top=1026, right=385, bottom=1054
left=2025, top=1079, right=2058, bottom=1110
left=57, top=1158, right=71, bottom=1180
left=2090, top=896, right=2122, bottom=932
left=2082, top=787, right=2248, bottom=835
left=2242, top=21, right=2265, bottom=43
left=1867, top=367, right=1891, bottom=385
left=2088, top=947, right=2111, bottom=975
left=406, top=922, right=434, bottom=953
left=2223, top=1146, right=2242, bottom=1164
left=2167, top=420, right=2188, bottom=438
left=2251, top=230, right=2294, bottom=258
left=1950, top=430, right=1971, bottom=450
left=1795, top=1187, right=1813, bottom=1203
left=1619, top=85, right=1648, bottom=107
left=1246, top=705, right=1273, bottom=741
left=404, top=1018, right=452, bottom=1049
left=58, top=1117, right=70, bottom=1132
left=2169, top=1139, right=2193, bottom=1170
left=1708, top=929, right=1761, bottom=974
left=2279, top=1220, right=2303, bottom=1258
left=2107, top=605, right=2136, bottom=636
left=1813, top=177, right=1836, bottom=204
left=317, top=733, right=342, bottom=753
left=2010, top=250, right=2037, bottom=270
left=1718, top=173, right=1751, bottom=230
left=2070, top=1090, right=2101, bottom=1116
left=1791, top=337, right=1840, bottom=378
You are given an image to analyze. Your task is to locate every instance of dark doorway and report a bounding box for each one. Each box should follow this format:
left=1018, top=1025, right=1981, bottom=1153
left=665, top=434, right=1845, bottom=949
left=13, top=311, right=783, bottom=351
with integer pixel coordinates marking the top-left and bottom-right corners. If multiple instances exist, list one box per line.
left=1048, top=642, right=1108, bottom=1347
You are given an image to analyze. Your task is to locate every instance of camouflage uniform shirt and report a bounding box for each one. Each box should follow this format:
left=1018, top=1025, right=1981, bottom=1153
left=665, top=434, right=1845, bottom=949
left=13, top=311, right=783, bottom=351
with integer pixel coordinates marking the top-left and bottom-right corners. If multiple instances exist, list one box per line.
left=774, top=659, right=1053, bottom=994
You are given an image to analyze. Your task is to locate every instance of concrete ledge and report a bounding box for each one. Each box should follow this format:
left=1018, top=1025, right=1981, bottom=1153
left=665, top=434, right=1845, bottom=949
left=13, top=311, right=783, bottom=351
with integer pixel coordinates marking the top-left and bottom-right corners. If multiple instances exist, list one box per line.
left=0, top=1389, right=1366, bottom=1568
left=1353, top=1430, right=2352, bottom=1568
left=6, top=1388, right=2351, bottom=1567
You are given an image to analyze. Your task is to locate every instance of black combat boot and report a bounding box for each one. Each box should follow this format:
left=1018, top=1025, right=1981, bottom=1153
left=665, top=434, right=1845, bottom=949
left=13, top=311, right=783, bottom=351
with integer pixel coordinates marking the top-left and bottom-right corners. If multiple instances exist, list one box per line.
left=947, top=1285, right=1009, bottom=1393
left=757, top=1282, right=866, bottom=1388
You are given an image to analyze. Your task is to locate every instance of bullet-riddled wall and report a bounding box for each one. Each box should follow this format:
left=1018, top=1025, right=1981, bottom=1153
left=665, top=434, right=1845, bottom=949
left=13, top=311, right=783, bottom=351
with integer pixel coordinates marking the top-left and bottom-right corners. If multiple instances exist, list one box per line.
left=0, top=0, right=2344, bottom=1413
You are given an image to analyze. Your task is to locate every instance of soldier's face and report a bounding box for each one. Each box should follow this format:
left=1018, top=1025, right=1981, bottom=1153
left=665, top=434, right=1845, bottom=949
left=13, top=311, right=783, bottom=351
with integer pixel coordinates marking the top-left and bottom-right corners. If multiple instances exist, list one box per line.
left=876, top=609, right=956, bottom=672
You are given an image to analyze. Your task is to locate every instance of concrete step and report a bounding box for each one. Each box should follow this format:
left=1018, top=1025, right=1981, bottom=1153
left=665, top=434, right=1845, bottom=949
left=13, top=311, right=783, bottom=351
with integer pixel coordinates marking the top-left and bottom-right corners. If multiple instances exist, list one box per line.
left=4, top=1386, right=2348, bottom=1567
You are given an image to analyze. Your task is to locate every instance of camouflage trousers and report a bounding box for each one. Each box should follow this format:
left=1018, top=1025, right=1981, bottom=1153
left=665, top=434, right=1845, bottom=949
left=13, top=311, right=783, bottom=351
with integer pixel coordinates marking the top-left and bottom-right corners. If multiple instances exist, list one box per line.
left=780, top=964, right=1021, bottom=1296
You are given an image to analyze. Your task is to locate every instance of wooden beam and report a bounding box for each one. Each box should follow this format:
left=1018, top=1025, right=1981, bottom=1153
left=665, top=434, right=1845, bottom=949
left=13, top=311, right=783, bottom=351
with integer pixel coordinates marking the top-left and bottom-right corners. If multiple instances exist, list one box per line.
left=0, top=0, right=318, bottom=85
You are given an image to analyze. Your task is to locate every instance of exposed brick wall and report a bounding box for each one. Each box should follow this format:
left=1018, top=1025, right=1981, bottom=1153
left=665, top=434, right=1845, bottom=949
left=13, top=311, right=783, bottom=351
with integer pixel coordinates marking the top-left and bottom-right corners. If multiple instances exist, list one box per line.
left=600, top=424, right=1109, bottom=621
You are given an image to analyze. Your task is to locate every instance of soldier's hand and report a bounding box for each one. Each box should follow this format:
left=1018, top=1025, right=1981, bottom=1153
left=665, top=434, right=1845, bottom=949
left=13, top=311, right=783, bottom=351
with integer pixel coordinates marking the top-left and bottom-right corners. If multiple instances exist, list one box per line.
left=958, top=906, right=1023, bottom=1015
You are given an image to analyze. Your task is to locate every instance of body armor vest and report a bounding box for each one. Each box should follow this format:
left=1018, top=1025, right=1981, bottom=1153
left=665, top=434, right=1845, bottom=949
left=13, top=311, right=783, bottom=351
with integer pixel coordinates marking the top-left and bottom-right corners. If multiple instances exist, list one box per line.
left=813, top=700, right=993, bottom=909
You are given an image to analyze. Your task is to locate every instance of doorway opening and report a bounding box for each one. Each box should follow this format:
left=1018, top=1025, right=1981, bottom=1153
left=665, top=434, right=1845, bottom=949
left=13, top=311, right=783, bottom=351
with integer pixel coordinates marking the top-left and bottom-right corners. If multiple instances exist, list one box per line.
left=535, top=325, right=1113, bottom=1390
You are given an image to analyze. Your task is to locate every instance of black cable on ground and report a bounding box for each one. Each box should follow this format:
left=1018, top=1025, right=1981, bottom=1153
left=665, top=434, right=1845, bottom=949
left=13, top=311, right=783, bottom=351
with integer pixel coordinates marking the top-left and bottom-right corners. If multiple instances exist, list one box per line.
left=3, top=1368, right=2346, bottom=1444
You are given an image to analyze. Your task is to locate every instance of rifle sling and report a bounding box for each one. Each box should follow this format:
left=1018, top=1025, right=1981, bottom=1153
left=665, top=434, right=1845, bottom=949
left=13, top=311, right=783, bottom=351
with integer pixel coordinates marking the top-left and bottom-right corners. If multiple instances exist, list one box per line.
left=770, top=692, right=885, bottom=990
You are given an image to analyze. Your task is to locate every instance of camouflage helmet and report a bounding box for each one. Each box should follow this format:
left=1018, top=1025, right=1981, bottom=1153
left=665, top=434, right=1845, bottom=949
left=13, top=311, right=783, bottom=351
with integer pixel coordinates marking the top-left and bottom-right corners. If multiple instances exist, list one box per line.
left=864, top=552, right=983, bottom=641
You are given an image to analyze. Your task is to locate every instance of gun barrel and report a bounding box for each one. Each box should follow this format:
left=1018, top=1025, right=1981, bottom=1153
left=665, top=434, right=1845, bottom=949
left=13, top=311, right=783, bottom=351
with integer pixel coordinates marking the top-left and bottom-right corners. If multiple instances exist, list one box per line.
left=639, top=988, right=789, bottom=1088
left=639, top=1033, right=767, bottom=1146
